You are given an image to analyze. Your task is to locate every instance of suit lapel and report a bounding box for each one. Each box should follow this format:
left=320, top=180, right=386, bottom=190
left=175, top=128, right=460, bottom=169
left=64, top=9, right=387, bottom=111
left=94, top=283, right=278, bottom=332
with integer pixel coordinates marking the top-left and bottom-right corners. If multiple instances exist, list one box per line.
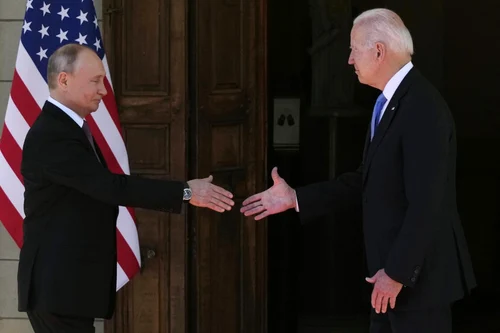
left=362, top=68, right=418, bottom=185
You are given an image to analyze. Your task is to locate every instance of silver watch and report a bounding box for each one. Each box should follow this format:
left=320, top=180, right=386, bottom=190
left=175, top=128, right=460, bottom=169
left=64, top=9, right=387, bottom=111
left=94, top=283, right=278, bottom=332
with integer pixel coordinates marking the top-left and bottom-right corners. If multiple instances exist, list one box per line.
left=183, top=185, right=192, bottom=201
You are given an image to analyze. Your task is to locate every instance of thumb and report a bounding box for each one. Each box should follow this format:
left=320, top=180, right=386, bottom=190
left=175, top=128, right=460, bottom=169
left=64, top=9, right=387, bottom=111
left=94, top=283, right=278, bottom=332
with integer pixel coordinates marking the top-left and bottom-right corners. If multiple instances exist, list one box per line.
left=365, top=276, right=376, bottom=284
left=204, top=175, right=213, bottom=183
left=271, top=167, right=281, bottom=184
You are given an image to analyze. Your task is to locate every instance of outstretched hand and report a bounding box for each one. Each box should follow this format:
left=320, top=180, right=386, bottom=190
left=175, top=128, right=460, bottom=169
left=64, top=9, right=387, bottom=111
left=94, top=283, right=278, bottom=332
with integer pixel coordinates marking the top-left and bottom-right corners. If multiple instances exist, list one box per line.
left=240, top=167, right=296, bottom=220
left=187, top=175, right=234, bottom=213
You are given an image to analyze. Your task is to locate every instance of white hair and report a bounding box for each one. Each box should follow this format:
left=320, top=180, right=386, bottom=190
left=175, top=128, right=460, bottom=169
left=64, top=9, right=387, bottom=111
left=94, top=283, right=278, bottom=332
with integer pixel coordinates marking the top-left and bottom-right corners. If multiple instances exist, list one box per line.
left=353, top=8, right=414, bottom=55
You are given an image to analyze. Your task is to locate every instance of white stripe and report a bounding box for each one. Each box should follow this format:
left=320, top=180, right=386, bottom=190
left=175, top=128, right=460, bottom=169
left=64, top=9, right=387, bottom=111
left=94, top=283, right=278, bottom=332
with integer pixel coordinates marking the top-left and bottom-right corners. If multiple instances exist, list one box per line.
left=102, top=57, right=115, bottom=91
left=90, top=104, right=130, bottom=174
left=0, top=152, right=25, bottom=218
left=116, top=264, right=129, bottom=291
left=16, top=43, right=49, bottom=109
left=5, top=97, right=30, bottom=148
left=116, top=207, right=141, bottom=264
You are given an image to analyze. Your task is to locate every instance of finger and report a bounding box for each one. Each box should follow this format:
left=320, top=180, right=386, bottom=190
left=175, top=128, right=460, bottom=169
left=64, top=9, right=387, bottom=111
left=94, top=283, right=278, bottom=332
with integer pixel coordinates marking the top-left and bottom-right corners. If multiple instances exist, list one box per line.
left=207, top=202, right=225, bottom=213
left=371, top=289, right=377, bottom=309
left=381, top=296, right=389, bottom=314
left=243, top=205, right=266, bottom=217
left=390, top=296, right=397, bottom=309
left=271, top=167, right=281, bottom=184
left=242, top=193, right=262, bottom=206
left=254, top=210, right=270, bottom=221
left=375, top=294, right=383, bottom=314
left=240, top=200, right=262, bottom=212
left=210, top=189, right=235, bottom=204
left=203, top=175, right=213, bottom=183
left=209, top=198, right=232, bottom=211
left=211, top=185, right=234, bottom=199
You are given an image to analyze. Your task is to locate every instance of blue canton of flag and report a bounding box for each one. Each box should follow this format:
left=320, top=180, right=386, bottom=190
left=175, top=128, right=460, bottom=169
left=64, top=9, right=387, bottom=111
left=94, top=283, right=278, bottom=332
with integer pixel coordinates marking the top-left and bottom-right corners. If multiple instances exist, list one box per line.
left=22, top=0, right=105, bottom=82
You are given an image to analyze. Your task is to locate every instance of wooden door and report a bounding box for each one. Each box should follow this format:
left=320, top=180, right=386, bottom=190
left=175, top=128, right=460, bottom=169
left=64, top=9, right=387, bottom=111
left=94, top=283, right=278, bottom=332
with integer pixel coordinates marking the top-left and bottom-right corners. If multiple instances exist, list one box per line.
left=190, top=0, right=268, bottom=332
left=102, top=0, right=188, bottom=332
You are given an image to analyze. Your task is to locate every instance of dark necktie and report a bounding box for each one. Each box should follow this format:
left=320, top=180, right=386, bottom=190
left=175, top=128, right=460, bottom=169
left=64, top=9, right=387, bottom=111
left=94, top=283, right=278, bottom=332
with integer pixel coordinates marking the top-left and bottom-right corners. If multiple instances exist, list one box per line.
left=82, top=121, right=101, bottom=162
left=370, top=93, right=388, bottom=140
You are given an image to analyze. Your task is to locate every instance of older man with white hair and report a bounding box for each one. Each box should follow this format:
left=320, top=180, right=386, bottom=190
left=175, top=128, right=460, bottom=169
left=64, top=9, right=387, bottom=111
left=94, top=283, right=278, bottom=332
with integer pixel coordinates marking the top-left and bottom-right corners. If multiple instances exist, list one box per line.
left=241, top=8, right=476, bottom=333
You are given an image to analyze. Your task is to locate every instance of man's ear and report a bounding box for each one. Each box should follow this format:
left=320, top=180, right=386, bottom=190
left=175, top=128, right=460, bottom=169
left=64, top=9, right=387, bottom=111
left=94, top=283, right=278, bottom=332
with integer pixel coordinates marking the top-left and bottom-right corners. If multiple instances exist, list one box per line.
left=58, top=72, right=68, bottom=89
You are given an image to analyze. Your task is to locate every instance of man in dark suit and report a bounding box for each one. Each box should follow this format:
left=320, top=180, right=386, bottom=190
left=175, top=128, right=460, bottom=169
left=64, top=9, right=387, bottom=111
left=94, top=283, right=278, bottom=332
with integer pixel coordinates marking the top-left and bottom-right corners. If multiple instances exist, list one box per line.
left=241, top=8, right=476, bottom=333
left=19, top=43, right=234, bottom=333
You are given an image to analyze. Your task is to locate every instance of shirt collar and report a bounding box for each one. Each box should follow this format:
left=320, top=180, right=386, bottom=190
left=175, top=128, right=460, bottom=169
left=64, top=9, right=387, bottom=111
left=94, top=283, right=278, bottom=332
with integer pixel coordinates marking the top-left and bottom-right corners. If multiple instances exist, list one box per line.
left=382, top=61, right=414, bottom=101
left=47, top=96, right=85, bottom=128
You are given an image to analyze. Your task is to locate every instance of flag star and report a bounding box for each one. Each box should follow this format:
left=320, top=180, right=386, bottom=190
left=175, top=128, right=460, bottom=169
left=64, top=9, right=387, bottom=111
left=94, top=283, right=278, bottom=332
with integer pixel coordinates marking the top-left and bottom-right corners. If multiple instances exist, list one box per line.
left=56, top=29, right=69, bottom=43
left=76, top=10, right=89, bottom=25
left=75, top=33, right=88, bottom=45
left=38, top=25, right=50, bottom=39
left=93, top=16, right=98, bottom=29
left=40, top=2, right=51, bottom=16
left=36, top=47, right=48, bottom=61
left=58, top=6, right=70, bottom=21
left=22, top=20, right=32, bottom=34
left=26, top=0, right=33, bottom=11
left=94, top=38, right=101, bottom=51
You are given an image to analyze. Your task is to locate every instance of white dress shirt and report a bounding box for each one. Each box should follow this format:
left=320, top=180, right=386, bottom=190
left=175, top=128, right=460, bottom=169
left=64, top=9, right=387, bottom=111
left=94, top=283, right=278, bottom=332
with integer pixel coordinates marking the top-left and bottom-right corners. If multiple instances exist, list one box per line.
left=47, top=96, right=84, bottom=128
left=294, top=61, right=414, bottom=212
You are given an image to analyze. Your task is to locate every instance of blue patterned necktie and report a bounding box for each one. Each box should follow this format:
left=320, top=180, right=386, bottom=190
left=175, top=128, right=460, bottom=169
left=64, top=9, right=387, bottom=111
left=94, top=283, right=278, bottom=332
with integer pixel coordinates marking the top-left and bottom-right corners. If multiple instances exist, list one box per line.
left=370, top=93, right=388, bottom=140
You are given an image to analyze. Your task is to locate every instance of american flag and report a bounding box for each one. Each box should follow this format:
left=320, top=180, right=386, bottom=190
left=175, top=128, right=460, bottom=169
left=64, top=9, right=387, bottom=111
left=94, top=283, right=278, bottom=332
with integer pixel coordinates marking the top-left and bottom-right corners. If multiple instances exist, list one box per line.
left=0, top=0, right=141, bottom=290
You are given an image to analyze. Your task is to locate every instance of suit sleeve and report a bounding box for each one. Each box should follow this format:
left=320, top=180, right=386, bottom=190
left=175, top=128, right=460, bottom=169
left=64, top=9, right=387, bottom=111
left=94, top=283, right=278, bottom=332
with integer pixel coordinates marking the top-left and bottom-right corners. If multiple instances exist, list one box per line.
left=295, top=165, right=362, bottom=222
left=41, top=137, right=185, bottom=213
left=384, top=98, right=451, bottom=287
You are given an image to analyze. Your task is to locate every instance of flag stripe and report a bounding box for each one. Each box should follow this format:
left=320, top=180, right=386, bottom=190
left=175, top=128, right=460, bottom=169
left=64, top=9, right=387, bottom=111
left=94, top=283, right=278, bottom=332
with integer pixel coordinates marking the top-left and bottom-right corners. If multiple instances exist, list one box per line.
left=117, top=206, right=141, bottom=263
left=10, top=72, right=41, bottom=127
left=102, top=78, right=123, bottom=138
left=116, top=230, right=140, bottom=279
left=90, top=103, right=130, bottom=174
left=5, top=97, right=30, bottom=148
left=0, top=126, right=23, bottom=184
left=0, top=188, right=23, bottom=247
left=0, top=152, right=25, bottom=218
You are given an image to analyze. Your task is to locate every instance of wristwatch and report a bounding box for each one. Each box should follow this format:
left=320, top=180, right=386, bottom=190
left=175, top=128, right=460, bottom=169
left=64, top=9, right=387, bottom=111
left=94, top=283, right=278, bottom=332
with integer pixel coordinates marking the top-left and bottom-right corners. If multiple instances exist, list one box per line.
left=183, top=182, right=192, bottom=201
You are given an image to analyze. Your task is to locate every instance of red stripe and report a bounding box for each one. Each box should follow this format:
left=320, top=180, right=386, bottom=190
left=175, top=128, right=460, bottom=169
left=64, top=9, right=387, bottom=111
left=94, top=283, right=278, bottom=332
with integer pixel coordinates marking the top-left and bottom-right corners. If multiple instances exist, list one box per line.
left=0, top=126, right=23, bottom=184
left=10, top=71, right=41, bottom=126
left=116, top=230, right=140, bottom=279
left=102, top=79, right=123, bottom=138
left=0, top=188, right=23, bottom=247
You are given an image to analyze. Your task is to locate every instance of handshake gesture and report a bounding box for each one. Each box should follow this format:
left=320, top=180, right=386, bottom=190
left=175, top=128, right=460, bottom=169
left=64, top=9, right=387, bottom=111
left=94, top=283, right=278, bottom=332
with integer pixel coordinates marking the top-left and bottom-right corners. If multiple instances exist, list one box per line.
left=194, top=167, right=296, bottom=217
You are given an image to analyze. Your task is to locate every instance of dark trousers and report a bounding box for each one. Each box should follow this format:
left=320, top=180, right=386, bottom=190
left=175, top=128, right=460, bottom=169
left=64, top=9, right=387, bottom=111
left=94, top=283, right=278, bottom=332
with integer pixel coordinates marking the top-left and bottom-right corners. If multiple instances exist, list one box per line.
left=27, top=311, right=95, bottom=333
left=369, top=305, right=452, bottom=333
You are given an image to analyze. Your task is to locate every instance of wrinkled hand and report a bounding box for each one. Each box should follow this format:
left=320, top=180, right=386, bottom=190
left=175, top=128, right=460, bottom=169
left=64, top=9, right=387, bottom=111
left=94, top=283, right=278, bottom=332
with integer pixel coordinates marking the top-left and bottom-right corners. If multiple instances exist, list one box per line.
left=365, top=269, right=403, bottom=314
left=187, top=175, right=234, bottom=213
left=240, top=167, right=296, bottom=220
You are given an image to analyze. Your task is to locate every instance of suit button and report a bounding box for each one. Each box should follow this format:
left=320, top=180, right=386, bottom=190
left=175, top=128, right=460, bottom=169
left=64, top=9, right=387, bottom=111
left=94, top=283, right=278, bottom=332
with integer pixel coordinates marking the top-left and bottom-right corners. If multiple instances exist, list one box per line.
left=411, top=277, right=416, bottom=283
left=414, top=266, right=421, bottom=274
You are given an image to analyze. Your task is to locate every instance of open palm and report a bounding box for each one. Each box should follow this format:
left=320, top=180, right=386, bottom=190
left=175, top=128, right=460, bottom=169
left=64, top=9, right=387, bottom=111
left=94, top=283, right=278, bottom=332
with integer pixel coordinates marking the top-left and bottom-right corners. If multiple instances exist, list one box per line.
left=240, top=167, right=296, bottom=220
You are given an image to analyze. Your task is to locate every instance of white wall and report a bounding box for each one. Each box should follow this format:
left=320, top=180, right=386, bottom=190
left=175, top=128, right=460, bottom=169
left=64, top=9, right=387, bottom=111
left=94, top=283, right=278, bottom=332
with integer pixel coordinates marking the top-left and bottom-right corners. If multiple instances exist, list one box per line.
left=0, top=1, right=104, bottom=331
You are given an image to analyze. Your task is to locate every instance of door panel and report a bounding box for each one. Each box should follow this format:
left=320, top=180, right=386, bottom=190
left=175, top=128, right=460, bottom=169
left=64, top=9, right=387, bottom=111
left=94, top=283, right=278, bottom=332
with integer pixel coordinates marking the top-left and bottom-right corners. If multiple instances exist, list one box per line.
left=191, top=0, right=267, bottom=332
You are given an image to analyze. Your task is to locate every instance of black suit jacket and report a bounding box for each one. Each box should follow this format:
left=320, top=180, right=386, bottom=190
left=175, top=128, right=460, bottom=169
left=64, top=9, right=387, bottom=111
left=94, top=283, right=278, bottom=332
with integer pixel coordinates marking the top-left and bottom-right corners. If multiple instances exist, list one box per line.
left=18, top=101, right=185, bottom=319
left=296, top=68, right=476, bottom=309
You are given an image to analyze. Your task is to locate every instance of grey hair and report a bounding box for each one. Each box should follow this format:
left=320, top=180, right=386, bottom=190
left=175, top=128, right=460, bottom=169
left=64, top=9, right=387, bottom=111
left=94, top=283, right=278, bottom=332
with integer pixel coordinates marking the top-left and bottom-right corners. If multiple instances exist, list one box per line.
left=353, top=8, right=414, bottom=55
left=47, top=44, right=91, bottom=89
